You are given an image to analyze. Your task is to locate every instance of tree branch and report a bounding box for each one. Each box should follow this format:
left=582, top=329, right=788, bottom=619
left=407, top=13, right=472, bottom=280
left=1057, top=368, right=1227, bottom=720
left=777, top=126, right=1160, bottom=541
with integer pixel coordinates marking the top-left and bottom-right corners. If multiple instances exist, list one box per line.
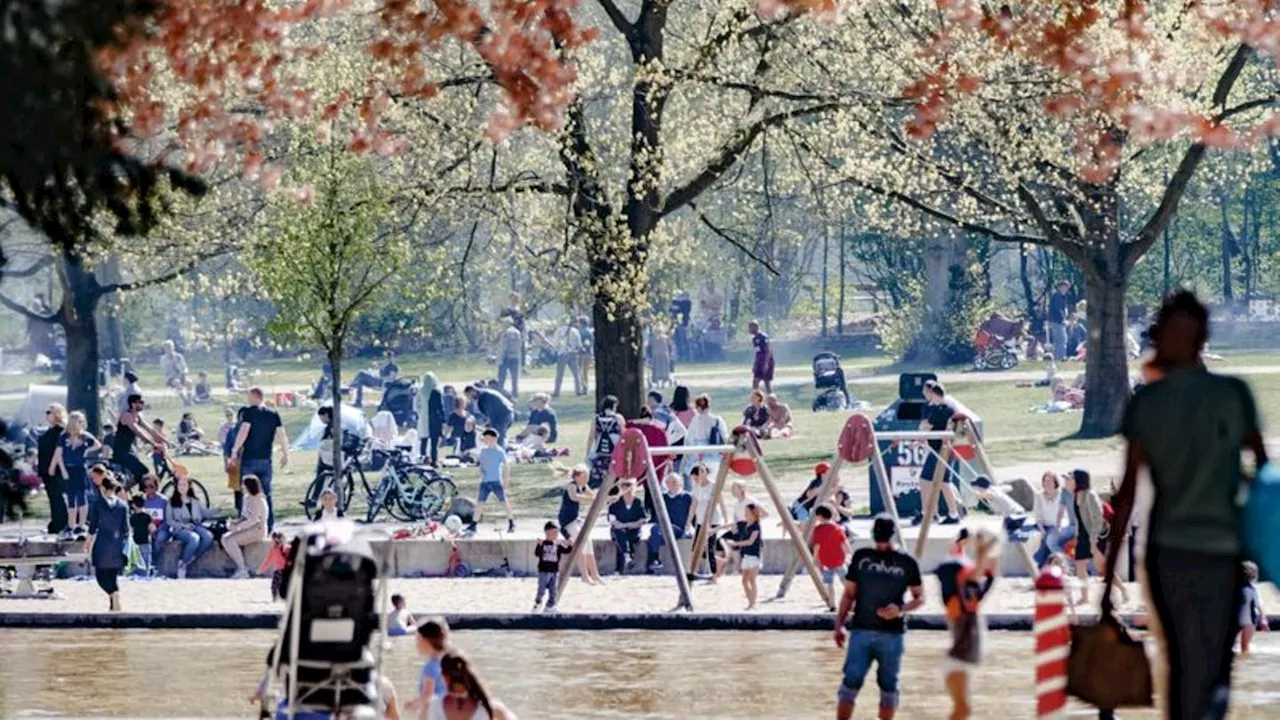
left=98, top=248, right=231, bottom=295
left=0, top=291, right=57, bottom=322
left=693, top=207, right=780, bottom=276
left=596, top=0, right=634, bottom=37
left=0, top=255, right=53, bottom=279
left=661, top=102, right=839, bottom=217
left=1130, top=44, right=1255, bottom=269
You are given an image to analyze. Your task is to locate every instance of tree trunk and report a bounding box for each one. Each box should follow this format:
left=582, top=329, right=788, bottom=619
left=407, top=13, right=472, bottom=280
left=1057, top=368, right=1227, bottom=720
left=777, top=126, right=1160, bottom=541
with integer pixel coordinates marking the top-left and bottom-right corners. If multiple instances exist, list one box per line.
left=592, top=299, right=644, bottom=418
left=1220, top=196, right=1235, bottom=304
left=836, top=224, right=846, bottom=336
left=329, top=349, right=344, bottom=493
left=910, top=231, right=964, bottom=365
left=820, top=225, right=829, bottom=338
left=1079, top=271, right=1130, bottom=437
left=62, top=255, right=103, bottom=431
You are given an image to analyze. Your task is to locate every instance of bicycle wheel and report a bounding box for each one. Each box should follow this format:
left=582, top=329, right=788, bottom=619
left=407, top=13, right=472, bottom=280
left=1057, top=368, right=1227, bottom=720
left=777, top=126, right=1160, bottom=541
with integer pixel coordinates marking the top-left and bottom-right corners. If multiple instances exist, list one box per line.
left=384, top=469, right=431, bottom=522
left=412, top=475, right=457, bottom=521
left=302, top=472, right=333, bottom=521
left=159, top=477, right=210, bottom=508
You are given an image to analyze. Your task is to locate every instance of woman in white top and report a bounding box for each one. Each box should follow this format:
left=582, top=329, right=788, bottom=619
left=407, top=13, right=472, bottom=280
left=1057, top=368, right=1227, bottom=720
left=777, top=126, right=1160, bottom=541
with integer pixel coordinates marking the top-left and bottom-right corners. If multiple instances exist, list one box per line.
left=222, top=475, right=269, bottom=578
left=1031, top=471, right=1064, bottom=567
left=684, top=394, right=730, bottom=477
left=427, top=651, right=517, bottom=720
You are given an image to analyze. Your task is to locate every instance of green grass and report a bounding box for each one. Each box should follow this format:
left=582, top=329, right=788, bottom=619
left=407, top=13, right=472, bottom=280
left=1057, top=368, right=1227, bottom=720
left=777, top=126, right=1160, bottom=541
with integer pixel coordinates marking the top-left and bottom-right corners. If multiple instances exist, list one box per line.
left=9, top=348, right=1280, bottom=526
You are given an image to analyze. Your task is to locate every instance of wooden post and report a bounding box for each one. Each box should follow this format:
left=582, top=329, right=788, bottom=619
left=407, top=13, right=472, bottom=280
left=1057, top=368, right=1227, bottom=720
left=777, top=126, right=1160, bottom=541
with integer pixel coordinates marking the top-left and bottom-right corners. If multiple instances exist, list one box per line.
left=556, top=472, right=618, bottom=601
left=958, top=418, right=1037, bottom=576
left=750, top=441, right=834, bottom=609
left=913, top=442, right=953, bottom=559
left=643, top=459, right=694, bottom=611
left=686, top=450, right=734, bottom=576
left=775, top=453, right=844, bottom=599
left=871, top=441, right=906, bottom=548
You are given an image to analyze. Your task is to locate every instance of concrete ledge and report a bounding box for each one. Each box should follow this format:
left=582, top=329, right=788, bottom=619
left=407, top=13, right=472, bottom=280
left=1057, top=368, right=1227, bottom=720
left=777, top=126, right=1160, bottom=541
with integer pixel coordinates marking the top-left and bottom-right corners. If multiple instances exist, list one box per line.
left=0, top=610, right=1183, bottom=632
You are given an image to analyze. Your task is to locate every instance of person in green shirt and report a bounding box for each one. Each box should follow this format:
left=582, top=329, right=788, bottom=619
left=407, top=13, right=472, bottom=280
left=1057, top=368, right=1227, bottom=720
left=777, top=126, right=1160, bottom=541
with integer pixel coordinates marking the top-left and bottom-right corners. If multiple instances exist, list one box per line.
left=1105, top=291, right=1268, bottom=720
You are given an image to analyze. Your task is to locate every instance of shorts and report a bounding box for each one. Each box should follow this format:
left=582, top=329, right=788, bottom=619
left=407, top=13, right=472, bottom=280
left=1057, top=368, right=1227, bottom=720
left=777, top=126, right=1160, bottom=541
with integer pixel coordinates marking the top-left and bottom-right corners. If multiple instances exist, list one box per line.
left=477, top=482, right=507, bottom=503
left=822, top=567, right=840, bottom=585
left=561, top=519, right=583, bottom=541
left=741, top=554, right=762, bottom=571
left=65, top=465, right=89, bottom=507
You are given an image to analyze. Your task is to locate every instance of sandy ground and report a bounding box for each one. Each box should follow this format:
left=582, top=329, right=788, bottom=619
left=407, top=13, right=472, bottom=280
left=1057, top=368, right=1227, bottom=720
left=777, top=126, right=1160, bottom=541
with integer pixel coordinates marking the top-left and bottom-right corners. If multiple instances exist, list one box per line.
left=6, top=572, right=1279, bottom=618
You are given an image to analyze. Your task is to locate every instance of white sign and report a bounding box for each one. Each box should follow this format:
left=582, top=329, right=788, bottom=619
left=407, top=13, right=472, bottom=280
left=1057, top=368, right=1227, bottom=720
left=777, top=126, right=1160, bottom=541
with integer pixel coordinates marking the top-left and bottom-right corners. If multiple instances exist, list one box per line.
left=890, top=465, right=922, bottom=495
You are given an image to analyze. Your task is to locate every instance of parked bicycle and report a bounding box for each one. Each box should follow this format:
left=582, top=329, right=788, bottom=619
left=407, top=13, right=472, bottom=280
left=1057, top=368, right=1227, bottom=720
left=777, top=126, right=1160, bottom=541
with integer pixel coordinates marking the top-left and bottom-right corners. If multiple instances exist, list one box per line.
left=301, top=435, right=455, bottom=523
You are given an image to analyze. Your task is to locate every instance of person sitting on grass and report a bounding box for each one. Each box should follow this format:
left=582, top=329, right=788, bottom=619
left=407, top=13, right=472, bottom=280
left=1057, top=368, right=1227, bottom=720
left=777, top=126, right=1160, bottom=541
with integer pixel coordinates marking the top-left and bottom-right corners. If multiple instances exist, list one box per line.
left=476, top=428, right=515, bottom=533
left=193, top=371, right=214, bottom=404
left=764, top=394, right=793, bottom=439
left=533, top=521, right=572, bottom=613
left=810, top=504, right=852, bottom=602
left=515, top=393, right=558, bottom=444
left=513, top=424, right=554, bottom=462
left=742, top=389, right=769, bottom=438
left=387, top=593, right=417, bottom=637
left=443, top=399, right=477, bottom=461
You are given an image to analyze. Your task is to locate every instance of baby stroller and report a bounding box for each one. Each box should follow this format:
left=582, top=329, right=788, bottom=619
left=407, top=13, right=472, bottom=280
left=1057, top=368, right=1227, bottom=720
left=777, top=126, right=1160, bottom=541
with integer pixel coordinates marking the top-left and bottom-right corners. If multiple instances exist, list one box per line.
left=973, top=314, right=1023, bottom=371
left=525, top=328, right=559, bottom=369
left=376, top=378, right=418, bottom=428
left=811, top=352, right=853, bottom=411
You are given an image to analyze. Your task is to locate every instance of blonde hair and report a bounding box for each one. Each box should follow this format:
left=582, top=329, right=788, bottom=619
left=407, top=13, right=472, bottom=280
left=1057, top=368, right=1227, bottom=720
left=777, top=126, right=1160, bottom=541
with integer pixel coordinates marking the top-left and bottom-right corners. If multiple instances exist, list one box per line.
left=46, top=403, right=67, bottom=427
left=969, top=529, right=1002, bottom=571
left=66, top=410, right=86, bottom=436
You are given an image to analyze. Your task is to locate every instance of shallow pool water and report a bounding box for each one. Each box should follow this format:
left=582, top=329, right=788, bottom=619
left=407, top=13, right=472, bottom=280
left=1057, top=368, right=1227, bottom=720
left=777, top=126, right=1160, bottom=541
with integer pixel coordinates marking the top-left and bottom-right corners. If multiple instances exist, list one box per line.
left=1, top=629, right=1278, bottom=718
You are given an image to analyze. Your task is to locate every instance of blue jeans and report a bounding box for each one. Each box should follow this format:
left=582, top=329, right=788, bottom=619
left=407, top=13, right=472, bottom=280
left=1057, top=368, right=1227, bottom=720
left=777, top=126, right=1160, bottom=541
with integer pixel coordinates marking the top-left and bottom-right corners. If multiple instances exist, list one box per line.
left=133, top=543, right=153, bottom=576
left=645, top=524, right=686, bottom=560
left=497, top=357, right=520, bottom=398
left=168, top=526, right=214, bottom=568
left=241, top=458, right=275, bottom=530
left=351, top=370, right=383, bottom=406
left=1034, top=525, right=1066, bottom=566
left=839, top=630, right=905, bottom=709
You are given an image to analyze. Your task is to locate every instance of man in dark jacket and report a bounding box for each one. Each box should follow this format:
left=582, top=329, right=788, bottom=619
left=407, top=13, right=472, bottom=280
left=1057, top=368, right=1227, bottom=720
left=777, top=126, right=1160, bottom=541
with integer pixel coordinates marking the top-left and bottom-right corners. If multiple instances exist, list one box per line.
left=465, top=384, right=514, bottom=446
left=1047, top=280, right=1076, bottom=360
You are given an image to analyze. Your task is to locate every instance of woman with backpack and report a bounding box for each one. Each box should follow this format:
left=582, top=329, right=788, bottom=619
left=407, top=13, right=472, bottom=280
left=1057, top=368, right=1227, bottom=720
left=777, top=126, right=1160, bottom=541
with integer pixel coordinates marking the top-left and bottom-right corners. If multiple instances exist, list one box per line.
left=685, top=394, right=730, bottom=476
left=585, top=395, right=624, bottom=490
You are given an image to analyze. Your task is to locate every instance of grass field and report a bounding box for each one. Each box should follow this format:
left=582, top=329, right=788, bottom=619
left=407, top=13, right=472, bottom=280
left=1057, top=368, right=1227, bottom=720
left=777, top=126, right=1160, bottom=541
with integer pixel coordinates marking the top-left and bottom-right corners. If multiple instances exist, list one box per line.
left=6, top=348, right=1280, bottom=527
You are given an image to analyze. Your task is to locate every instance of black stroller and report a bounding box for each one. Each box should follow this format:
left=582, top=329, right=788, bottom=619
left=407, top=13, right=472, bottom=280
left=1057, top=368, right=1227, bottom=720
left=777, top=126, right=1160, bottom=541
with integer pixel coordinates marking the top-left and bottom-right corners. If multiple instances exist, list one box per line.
left=811, top=352, right=853, bottom=411
left=376, top=378, right=418, bottom=428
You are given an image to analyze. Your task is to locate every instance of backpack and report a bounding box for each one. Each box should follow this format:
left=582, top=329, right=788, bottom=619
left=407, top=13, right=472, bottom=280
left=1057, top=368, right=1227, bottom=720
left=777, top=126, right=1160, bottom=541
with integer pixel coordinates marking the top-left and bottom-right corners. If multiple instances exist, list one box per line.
left=707, top=418, right=724, bottom=447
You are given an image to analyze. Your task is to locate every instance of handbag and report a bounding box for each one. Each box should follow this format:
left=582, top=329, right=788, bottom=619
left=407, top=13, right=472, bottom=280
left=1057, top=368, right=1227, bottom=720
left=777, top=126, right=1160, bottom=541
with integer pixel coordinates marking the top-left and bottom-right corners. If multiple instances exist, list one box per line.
left=1067, top=614, right=1153, bottom=709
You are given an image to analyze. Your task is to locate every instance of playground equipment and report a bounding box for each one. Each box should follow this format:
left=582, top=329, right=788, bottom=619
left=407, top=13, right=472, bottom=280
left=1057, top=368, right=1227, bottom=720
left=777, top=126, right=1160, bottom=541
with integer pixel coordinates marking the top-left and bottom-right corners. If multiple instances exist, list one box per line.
left=777, top=410, right=1036, bottom=599
left=556, top=426, right=833, bottom=610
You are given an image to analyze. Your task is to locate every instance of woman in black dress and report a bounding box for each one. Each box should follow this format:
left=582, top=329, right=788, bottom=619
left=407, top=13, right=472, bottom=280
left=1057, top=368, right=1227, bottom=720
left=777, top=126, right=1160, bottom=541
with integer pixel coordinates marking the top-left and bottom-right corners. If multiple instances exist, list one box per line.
left=86, top=475, right=128, bottom=611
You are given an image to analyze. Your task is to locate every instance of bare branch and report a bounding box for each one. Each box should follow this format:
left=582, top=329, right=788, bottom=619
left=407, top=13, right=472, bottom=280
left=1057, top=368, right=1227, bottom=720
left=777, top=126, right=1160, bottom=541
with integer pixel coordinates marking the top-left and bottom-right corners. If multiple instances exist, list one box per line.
left=0, top=291, right=57, bottom=322
left=693, top=207, right=780, bottom=276
left=99, top=247, right=232, bottom=295
left=661, top=102, right=840, bottom=217
left=0, top=255, right=54, bottom=280
left=596, top=0, right=634, bottom=37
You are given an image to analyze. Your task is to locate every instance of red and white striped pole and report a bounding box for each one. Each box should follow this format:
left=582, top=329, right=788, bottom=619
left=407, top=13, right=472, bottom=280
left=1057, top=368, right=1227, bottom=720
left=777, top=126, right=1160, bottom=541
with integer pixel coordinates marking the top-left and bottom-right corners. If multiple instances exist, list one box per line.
left=1035, top=565, right=1070, bottom=719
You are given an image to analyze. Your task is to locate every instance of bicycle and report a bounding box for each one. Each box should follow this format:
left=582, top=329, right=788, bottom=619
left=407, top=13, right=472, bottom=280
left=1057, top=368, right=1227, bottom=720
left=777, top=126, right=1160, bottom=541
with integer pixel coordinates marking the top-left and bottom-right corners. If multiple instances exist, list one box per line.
left=114, top=454, right=211, bottom=508
left=301, top=436, right=455, bottom=523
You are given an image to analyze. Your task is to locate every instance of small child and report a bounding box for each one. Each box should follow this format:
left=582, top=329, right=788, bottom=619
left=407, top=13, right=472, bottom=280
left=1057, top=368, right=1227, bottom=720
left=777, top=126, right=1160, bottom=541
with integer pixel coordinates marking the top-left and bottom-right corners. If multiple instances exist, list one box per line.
left=258, top=531, right=289, bottom=600
left=128, top=494, right=154, bottom=576
left=193, top=372, right=213, bottom=404
left=1239, top=560, right=1270, bottom=654
left=515, top=424, right=552, bottom=462
left=318, top=487, right=341, bottom=521
left=387, top=593, right=417, bottom=637
left=937, top=528, right=1000, bottom=720
left=406, top=617, right=450, bottom=715
left=533, top=521, right=572, bottom=613
left=729, top=502, right=764, bottom=610
left=150, top=418, right=169, bottom=473
left=809, top=504, right=852, bottom=603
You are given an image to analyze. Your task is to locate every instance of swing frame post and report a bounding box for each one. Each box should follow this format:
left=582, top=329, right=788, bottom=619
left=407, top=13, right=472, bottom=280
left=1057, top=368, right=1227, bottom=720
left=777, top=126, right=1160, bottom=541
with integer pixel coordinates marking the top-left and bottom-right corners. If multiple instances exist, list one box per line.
left=555, top=472, right=618, bottom=601
left=642, top=457, right=694, bottom=610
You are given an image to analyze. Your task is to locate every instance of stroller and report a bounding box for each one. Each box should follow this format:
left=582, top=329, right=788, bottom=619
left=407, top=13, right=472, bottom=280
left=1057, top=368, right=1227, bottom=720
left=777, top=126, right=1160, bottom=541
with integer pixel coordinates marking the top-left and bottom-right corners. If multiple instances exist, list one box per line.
left=973, top=314, right=1024, bottom=371
left=525, top=328, right=560, bottom=369
left=376, top=377, right=418, bottom=428
left=811, top=352, right=853, bottom=411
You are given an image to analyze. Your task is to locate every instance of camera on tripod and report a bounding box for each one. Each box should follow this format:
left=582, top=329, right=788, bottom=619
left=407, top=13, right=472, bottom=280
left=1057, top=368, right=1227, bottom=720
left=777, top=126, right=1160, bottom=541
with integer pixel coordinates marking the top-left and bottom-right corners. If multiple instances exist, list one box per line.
left=259, top=521, right=388, bottom=720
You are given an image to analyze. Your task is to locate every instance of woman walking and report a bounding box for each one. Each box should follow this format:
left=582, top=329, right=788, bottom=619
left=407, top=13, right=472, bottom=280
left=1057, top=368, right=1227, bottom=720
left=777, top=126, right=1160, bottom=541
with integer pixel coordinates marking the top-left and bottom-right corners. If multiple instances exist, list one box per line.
left=221, top=475, right=269, bottom=578
left=86, top=474, right=128, bottom=611
left=1068, top=470, right=1126, bottom=605
left=163, top=474, right=215, bottom=579
left=50, top=410, right=99, bottom=541
left=426, top=650, right=518, bottom=720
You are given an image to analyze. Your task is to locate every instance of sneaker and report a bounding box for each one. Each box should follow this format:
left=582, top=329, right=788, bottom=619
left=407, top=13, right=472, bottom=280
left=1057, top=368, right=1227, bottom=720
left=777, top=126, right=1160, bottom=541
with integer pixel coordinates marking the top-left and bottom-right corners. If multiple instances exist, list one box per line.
left=648, top=560, right=664, bottom=573
left=910, top=514, right=924, bottom=527
left=57, top=529, right=75, bottom=542
left=544, top=605, right=559, bottom=614
left=176, top=563, right=187, bottom=580
left=231, top=568, right=251, bottom=580
left=940, top=515, right=961, bottom=526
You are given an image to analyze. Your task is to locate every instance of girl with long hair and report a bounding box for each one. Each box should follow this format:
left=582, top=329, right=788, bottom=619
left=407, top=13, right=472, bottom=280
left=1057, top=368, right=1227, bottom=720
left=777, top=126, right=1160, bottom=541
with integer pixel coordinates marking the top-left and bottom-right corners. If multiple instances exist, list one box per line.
left=427, top=651, right=517, bottom=720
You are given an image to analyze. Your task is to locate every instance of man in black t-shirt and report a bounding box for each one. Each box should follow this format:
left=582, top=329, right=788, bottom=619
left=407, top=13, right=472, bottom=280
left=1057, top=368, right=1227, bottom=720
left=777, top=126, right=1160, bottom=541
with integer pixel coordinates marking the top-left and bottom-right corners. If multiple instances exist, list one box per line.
left=834, top=515, right=923, bottom=720
left=231, top=388, right=290, bottom=531
left=911, top=383, right=965, bottom=527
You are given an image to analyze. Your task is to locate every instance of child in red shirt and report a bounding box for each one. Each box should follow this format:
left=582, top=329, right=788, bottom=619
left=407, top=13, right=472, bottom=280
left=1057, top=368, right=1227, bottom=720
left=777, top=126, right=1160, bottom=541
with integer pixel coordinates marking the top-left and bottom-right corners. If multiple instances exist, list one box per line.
left=809, top=504, right=852, bottom=601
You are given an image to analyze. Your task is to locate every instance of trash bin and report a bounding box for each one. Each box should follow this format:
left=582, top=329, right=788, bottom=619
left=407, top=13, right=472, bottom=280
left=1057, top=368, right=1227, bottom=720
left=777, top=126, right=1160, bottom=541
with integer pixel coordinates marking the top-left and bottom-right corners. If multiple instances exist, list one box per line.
left=869, top=373, right=975, bottom=518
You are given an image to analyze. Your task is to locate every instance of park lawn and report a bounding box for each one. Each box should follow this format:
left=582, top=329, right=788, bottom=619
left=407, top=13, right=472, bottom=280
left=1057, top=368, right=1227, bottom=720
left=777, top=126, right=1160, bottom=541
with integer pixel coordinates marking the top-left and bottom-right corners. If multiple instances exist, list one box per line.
left=10, top=350, right=1280, bottom=527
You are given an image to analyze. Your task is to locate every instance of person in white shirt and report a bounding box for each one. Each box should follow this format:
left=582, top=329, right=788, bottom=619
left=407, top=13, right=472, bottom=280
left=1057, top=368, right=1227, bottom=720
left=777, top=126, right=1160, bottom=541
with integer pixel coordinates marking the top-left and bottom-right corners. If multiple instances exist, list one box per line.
left=1032, top=471, right=1065, bottom=565
left=161, top=340, right=194, bottom=406
left=387, top=593, right=417, bottom=637
left=683, top=394, right=727, bottom=480
left=551, top=318, right=583, bottom=398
